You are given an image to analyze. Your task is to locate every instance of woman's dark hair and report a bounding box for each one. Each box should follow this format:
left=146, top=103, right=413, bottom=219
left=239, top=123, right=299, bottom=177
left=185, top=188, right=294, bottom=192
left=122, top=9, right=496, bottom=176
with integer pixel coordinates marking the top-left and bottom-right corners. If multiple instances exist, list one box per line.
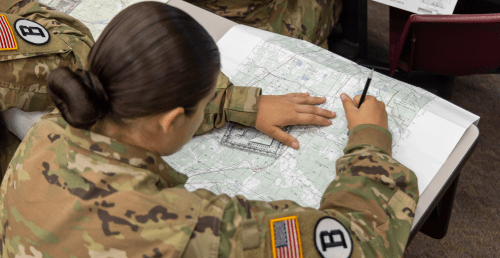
left=48, top=1, right=220, bottom=129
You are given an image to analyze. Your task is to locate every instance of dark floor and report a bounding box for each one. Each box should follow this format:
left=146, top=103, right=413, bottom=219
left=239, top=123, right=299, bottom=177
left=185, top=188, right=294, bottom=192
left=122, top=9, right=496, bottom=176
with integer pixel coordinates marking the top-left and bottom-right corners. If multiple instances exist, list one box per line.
left=356, top=1, right=500, bottom=257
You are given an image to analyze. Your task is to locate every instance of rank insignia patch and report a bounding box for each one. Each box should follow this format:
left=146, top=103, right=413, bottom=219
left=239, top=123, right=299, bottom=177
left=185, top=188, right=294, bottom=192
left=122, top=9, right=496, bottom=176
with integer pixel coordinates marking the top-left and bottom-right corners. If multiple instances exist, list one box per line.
left=270, top=216, right=303, bottom=258
left=0, top=15, right=18, bottom=51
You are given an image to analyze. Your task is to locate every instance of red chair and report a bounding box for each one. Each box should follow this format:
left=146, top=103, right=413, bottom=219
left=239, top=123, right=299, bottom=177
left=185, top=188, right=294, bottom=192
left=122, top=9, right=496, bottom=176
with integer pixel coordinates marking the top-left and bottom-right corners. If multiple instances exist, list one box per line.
left=389, top=7, right=500, bottom=98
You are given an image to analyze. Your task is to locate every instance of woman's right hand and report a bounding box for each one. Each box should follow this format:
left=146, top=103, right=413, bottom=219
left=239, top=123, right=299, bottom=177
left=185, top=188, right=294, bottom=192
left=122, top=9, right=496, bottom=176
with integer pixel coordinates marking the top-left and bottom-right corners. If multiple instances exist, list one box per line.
left=340, top=93, right=389, bottom=130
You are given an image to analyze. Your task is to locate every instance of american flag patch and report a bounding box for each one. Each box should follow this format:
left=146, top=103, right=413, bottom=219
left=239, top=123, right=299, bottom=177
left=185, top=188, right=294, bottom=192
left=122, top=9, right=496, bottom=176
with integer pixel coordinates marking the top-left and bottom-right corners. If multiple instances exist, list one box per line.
left=0, top=15, right=18, bottom=51
left=270, top=216, right=303, bottom=258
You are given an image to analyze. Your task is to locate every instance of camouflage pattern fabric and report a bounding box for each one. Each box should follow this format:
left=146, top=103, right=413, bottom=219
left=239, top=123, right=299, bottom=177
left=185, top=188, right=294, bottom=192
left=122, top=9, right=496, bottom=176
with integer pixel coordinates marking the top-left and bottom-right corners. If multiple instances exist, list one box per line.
left=0, top=0, right=342, bottom=173
left=0, top=105, right=418, bottom=257
left=196, top=72, right=261, bottom=134
left=0, top=1, right=419, bottom=257
left=0, top=0, right=258, bottom=177
left=0, top=0, right=94, bottom=177
left=0, top=0, right=94, bottom=112
left=0, top=125, right=17, bottom=181
left=185, top=0, right=343, bottom=49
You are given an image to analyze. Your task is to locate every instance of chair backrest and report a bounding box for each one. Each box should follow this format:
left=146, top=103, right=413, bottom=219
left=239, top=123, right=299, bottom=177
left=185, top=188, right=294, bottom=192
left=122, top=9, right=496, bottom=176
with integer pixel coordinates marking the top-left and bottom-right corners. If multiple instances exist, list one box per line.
left=390, top=12, right=500, bottom=76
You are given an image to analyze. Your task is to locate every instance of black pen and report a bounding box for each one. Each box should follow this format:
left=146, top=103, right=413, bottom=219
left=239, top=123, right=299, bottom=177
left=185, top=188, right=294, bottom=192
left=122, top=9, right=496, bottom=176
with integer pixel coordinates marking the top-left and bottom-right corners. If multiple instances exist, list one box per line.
left=358, top=68, right=374, bottom=108
left=347, top=68, right=374, bottom=136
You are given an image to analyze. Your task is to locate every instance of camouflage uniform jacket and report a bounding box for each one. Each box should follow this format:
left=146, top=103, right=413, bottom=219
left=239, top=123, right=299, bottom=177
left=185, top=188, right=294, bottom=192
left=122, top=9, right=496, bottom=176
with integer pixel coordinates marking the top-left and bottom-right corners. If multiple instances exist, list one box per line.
left=0, top=71, right=419, bottom=257
left=0, top=0, right=94, bottom=112
left=0, top=0, right=257, bottom=175
left=0, top=0, right=94, bottom=174
left=186, top=0, right=343, bottom=49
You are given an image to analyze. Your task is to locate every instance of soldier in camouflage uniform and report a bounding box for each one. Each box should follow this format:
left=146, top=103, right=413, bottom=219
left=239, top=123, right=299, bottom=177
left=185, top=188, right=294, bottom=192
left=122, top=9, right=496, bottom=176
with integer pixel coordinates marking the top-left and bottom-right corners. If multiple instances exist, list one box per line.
left=186, top=0, right=343, bottom=49
left=0, top=0, right=342, bottom=175
left=0, top=1, right=419, bottom=257
left=0, top=1, right=418, bottom=258
left=0, top=0, right=94, bottom=174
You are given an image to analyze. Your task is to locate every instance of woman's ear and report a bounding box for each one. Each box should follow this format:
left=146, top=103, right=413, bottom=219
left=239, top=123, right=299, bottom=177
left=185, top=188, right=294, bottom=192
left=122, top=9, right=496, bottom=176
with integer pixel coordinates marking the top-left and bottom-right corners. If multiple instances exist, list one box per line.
left=158, top=107, right=185, bottom=134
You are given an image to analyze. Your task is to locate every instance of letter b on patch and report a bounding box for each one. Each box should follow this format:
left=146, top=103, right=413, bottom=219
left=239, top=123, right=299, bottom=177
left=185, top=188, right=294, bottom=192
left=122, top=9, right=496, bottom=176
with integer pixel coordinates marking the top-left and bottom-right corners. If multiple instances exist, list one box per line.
left=314, top=217, right=352, bottom=258
left=14, top=19, right=50, bottom=45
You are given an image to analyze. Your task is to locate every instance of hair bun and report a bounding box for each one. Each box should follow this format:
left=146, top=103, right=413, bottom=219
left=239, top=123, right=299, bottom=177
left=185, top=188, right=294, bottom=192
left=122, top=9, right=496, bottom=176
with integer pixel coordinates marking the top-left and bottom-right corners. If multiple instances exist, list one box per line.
left=47, top=67, right=109, bottom=129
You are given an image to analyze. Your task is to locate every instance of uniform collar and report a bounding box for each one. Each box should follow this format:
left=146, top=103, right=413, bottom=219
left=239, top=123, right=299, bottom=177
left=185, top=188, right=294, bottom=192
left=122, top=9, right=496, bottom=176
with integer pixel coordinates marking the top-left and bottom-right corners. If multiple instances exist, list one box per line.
left=63, top=122, right=188, bottom=187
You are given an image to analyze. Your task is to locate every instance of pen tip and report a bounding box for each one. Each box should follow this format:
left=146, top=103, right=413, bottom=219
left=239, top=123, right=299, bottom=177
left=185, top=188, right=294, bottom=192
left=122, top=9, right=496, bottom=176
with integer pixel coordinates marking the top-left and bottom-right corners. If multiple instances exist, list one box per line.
left=369, top=68, right=373, bottom=78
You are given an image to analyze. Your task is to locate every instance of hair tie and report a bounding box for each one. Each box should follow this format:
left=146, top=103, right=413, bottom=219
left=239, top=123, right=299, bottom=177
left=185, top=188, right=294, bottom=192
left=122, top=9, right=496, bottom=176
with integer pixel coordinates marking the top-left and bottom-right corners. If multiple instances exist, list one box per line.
left=85, top=71, right=99, bottom=98
left=85, top=70, right=110, bottom=116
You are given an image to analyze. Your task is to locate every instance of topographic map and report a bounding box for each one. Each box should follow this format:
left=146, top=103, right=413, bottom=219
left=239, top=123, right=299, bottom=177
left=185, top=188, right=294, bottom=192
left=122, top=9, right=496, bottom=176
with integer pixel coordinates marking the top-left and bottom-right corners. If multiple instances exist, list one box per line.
left=373, top=0, right=458, bottom=15
left=39, top=0, right=165, bottom=39
left=420, top=0, right=448, bottom=9
left=38, top=1, right=474, bottom=208
left=163, top=33, right=436, bottom=208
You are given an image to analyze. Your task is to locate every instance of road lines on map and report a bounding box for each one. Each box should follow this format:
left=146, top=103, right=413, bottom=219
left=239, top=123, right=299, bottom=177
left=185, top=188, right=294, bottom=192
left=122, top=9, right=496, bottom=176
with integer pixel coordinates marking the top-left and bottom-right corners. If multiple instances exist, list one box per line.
left=178, top=121, right=331, bottom=202
left=221, top=41, right=343, bottom=159
left=181, top=151, right=313, bottom=202
left=220, top=124, right=291, bottom=158
left=230, top=40, right=433, bottom=150
left=421, top=0, right=447, bottom=9
left=222, top=40, right=377, bottom=157
left=179, top=34, right=437, bottom=207
left=45, top=0, right=82, bottom=13
left=176, top=149, right=270, bottom=196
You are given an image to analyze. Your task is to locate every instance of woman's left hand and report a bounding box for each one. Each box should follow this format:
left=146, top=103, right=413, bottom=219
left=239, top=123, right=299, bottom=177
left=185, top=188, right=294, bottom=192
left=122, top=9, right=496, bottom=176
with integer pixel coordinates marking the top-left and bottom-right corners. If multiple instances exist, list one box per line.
left=255, top=92, right=336, bottom=149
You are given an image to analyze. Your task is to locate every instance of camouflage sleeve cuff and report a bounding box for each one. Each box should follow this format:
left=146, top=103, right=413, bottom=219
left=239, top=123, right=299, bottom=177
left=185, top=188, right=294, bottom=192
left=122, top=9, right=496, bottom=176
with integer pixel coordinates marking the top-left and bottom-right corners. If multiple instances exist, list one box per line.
left=224, top=86, right=262, bottom=127
left=344, top=124, right=392, bottom=156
